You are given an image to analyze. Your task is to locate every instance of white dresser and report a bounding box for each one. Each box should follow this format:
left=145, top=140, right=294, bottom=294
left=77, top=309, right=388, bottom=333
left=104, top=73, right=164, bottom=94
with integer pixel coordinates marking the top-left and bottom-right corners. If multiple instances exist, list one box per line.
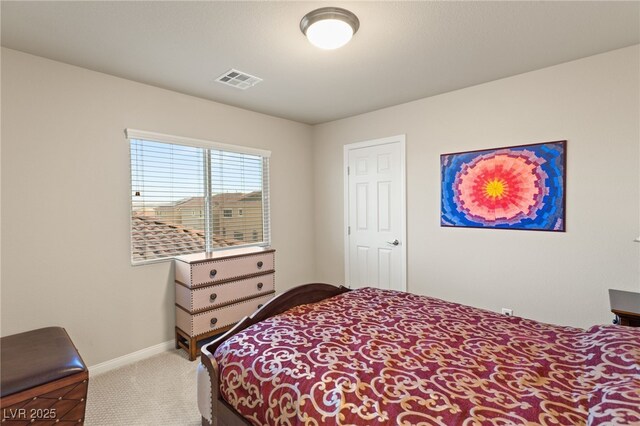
left=174, top=247, right=275, bottom=360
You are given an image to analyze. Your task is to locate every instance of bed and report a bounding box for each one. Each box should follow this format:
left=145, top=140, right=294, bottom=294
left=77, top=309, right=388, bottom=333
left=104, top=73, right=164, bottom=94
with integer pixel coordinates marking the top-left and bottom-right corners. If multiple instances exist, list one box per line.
left=198, top=283, right=640, bottom=426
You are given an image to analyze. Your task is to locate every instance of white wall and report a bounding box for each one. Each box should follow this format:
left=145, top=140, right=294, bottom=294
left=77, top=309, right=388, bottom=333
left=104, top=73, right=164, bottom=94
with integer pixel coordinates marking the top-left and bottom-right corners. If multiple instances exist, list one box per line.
left=2, top=45, right=639, bottom=367
left=0, top=48, right=316, bottom=365
left=313, top=45, right=640, bottom=329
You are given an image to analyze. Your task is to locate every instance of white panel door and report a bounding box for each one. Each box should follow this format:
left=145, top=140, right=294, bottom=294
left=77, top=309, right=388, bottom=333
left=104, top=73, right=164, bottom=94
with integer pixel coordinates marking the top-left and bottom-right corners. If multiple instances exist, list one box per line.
left=346, top=137, right=405, bottom=291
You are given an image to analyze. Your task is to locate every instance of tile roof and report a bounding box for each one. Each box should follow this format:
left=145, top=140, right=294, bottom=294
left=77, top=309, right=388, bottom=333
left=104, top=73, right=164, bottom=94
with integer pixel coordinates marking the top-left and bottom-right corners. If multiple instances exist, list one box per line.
left=162, top=192, right=262, bottom=209
left=239, top=191, right=262, bottom=202
left=172, top=197, right=205, bottom=208
left=131, top=214, right=242, bottom=262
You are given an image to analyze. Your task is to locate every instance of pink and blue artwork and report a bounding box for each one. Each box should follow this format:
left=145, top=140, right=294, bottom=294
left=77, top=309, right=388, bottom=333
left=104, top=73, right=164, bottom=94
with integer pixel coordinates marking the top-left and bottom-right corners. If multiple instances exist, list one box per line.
left=441, top=141, right=566, bottom=231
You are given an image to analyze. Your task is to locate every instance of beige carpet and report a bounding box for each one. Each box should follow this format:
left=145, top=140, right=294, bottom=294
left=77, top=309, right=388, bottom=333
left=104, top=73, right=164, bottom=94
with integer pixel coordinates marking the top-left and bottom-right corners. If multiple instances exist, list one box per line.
left=85, top=350, right=201, bottom=425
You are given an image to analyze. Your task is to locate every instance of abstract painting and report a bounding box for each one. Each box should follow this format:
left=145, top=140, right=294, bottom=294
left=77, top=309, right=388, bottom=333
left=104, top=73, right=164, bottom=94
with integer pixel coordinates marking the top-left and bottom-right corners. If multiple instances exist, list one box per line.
left=441, top=140, right=566, bottom=231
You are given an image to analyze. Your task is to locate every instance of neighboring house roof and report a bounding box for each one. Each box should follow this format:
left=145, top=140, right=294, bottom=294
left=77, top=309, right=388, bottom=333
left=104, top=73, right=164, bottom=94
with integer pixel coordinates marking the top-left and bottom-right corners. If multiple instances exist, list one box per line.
left=154, top=197, right=204, bottom=211
left=154, top=193, right=261, bottom=211
left=240, top=191, right=262, bottom=202
left=131, top=214, right=241, bottom=261
left=175, top=197, right=207, bottom=208
left=214, top=193, right=243, bottom=200
left=212, top=193, right=255, bottom=206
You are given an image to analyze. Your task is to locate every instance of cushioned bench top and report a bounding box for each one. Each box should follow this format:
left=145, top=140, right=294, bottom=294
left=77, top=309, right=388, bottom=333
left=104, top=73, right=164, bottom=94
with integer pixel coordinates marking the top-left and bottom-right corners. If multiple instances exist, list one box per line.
left=1, top=327, right=87, bottom=397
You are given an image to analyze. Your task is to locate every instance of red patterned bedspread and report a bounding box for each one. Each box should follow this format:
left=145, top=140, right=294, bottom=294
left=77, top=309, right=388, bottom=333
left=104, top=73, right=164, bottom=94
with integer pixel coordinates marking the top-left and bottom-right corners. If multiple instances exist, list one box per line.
left=213, top=288, right=640, bottom=425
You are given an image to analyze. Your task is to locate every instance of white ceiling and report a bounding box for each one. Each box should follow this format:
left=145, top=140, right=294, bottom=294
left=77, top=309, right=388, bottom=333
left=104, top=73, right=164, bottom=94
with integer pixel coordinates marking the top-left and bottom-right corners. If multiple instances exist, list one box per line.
left=2, top=1, right=639, bottom=125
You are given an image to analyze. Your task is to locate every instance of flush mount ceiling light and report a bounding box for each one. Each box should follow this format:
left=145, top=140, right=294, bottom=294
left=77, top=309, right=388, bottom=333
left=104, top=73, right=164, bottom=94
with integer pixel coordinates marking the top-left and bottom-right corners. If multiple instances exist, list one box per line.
left=300, top=7, right=360, bottom=50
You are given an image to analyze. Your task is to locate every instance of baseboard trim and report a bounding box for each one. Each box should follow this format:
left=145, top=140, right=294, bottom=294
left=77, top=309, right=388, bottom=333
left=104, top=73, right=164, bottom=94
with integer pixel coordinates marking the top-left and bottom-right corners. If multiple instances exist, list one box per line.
left=89, top=340, right=174, bottom=376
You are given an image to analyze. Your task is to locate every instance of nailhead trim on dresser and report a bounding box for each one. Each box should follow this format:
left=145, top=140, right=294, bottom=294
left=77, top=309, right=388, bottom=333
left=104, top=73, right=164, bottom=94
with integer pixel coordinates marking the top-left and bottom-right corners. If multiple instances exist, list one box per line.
left=176, top=273, right=276, bottom=315
left=174, top=247, right=276, bottom=361
left=176, top=250, right=275, bottom=288
left=176, top=293, right=275, bottom=337
left=189, top=253, right=273, bottom=282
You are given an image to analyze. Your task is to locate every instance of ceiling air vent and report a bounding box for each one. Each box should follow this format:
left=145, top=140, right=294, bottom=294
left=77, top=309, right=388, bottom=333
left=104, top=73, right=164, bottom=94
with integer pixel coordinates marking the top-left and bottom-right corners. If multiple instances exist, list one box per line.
left=215, top=69, right=262, bottom=90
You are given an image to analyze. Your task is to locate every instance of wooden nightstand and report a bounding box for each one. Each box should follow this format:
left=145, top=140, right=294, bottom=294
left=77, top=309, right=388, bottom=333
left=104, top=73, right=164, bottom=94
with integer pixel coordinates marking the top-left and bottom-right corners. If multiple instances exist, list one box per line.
left=609, top=289, right=640, bottom=327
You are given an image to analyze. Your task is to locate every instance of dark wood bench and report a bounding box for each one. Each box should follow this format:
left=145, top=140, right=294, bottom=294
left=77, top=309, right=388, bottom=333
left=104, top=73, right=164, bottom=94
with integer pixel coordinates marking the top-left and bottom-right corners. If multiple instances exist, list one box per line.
left=1, top=327, right=89, bottom=424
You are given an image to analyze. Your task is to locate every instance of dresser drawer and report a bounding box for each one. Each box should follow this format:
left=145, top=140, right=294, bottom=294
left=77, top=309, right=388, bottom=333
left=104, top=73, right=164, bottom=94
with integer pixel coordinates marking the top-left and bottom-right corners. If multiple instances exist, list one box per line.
left=175, top=273, right=275, bottom=313
left=176, top=293, right=274, bottom=337
left=176, top=251, right=274, bottom=288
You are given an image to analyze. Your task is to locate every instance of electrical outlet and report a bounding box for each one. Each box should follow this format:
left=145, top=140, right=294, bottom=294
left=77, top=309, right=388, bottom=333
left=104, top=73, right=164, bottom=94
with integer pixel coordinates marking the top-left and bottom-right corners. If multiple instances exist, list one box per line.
left=501, top=308, right=513, bottom=316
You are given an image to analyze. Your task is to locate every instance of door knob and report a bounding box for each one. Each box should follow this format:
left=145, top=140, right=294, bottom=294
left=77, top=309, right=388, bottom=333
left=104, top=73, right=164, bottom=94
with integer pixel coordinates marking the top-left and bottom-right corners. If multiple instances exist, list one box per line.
left=387, top=239, right=400, bottom=246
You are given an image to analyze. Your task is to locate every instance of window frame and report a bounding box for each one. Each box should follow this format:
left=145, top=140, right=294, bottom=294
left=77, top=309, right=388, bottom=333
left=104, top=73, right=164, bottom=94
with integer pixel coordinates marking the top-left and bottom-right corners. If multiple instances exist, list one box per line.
left=126, top=129, right=271, bottom=265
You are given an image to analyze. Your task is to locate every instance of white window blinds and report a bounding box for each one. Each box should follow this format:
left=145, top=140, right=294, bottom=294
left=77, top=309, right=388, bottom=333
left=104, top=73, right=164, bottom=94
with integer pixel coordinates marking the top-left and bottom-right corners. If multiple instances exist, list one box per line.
left=128, top=130, right=271, bottom=264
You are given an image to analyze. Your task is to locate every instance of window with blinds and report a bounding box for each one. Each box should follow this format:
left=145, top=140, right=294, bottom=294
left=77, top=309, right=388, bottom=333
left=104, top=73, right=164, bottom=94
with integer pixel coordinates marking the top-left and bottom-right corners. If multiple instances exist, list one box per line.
left=128, top=130, right=271, bottom=264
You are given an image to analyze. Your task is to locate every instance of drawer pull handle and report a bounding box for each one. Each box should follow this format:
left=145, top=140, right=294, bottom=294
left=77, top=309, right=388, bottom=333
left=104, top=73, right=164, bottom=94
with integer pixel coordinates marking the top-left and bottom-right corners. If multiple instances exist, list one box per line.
left=257, top=261, right=264, bottom=269
left=210, top=317, right=218, bottom=327
left=258, top=304, right=264, bottom=309
left=210, top=269, right=217, bottom=279
left=257, top=282, right=264, bottom=290
left=210, top=293, right=217, bottom=302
